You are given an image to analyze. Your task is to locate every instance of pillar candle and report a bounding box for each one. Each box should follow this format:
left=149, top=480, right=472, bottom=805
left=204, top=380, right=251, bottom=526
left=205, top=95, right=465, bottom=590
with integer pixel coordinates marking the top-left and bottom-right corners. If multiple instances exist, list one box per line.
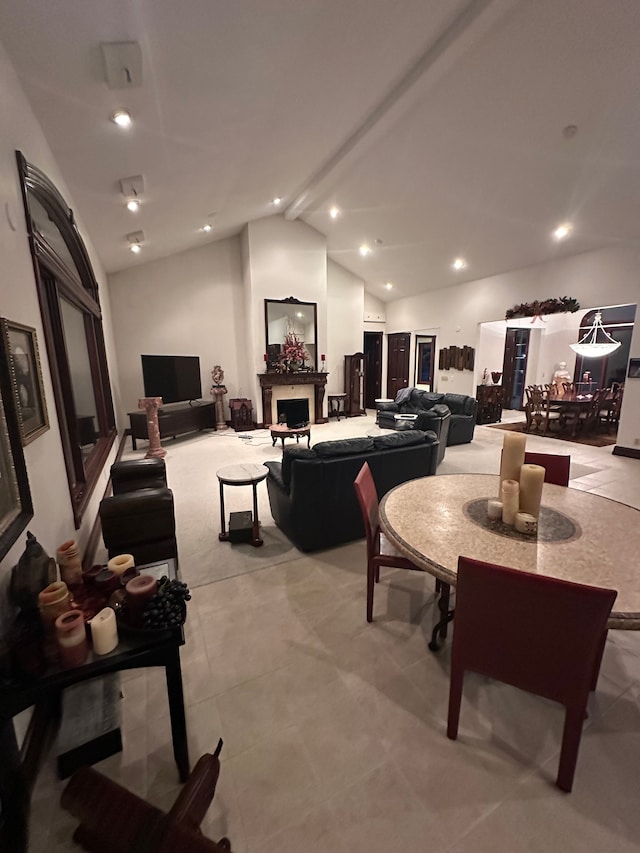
left=125, top=574, right=157, bottom=626
left=90, top=607, right=119, bottom=655
left=515, top=512, right=538, bottom=535
left=107, top=554, right=135, bottom=576
left=487, top=499, right=503, bottom=520
left=499, top=433, right=526, bottom=495
left=39, top=580, right=72, bottom=665
left=55, top=609, right=89, bottom=668
left=56, top=539, right=83, bottom=586
left=501, top=479, right=520, bottom=526
left=519, top=463, right=545, bottom=518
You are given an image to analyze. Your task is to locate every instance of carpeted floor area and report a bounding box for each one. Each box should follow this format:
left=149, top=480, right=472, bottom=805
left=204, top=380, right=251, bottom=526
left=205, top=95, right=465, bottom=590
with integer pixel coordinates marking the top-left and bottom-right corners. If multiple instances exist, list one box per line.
left=487, top=420, right=617, bottom=448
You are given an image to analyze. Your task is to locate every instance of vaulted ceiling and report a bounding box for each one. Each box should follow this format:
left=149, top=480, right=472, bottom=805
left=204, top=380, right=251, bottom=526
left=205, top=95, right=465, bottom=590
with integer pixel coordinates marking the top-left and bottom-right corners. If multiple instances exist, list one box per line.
left=2, top=0, right=639, bottom=301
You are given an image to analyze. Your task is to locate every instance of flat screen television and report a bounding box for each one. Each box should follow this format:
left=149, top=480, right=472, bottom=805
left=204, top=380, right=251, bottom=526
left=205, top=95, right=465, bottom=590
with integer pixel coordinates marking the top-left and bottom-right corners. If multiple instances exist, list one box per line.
left=141, top=355, right=202, bottom=404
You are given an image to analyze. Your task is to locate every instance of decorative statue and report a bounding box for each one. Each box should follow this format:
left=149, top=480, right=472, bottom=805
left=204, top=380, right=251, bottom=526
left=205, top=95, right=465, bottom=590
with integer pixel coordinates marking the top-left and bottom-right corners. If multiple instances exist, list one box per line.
left=481, top=368, right=491, bottom=385
left=552, top=361, right=572, bottom=397
left=211, top=365, right=225, bottom=386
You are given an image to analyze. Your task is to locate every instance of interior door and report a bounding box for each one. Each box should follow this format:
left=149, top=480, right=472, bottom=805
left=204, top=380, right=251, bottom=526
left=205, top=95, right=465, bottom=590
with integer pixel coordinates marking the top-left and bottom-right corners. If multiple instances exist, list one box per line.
left=364, top=332, right=382, bottom=409
left=386, top=332, right=410, bottom=400
left=502, top=328, right=530, bottom=410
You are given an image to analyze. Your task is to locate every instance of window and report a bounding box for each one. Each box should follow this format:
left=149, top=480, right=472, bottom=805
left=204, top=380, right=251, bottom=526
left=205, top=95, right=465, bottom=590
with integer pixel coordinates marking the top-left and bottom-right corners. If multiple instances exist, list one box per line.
left=16, top=152, right=116, bottom=527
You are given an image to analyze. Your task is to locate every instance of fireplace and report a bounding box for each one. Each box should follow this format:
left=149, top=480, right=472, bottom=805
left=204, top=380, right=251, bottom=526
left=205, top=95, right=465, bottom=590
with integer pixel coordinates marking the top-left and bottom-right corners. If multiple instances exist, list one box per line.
left=277, top=398, right=310, bottom=428
left=258, top=372, right=328, bottom=426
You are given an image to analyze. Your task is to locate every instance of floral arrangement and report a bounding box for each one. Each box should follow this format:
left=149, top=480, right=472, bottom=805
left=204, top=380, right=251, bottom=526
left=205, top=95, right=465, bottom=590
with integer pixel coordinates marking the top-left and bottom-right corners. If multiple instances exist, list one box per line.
left=505, top=296, right=580, bottom=320
left=279, top=331, right=310, bottom=367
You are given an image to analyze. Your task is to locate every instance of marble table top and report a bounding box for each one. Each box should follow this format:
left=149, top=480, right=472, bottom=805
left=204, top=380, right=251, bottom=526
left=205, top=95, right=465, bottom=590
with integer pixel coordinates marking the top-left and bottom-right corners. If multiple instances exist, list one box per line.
left=216, top=463, right=268, bottom=485
left=379, top=473, right=640, bottom=629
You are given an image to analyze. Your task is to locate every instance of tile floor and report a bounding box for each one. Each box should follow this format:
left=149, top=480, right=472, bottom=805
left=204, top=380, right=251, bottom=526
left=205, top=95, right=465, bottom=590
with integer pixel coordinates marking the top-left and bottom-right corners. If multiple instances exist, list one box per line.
left=26, top=413, right=640, bottom=852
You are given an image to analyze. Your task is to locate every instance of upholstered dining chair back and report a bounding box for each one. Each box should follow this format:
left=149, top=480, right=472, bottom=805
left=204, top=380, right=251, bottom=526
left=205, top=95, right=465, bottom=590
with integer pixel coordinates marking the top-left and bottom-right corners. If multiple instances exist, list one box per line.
left=99, top=487, right=177, bottom=567
left=523, top=451, right=570, bottom=486
left=110, top=458, right=167, bottom=495
left=447, top=556, right=616, bottom=792
left=354, top=462, right=438, bottom=624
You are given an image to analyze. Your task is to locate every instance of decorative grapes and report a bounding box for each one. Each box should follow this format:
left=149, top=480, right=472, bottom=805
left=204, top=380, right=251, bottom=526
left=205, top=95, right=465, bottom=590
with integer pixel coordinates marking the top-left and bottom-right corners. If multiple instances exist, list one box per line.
left=142, top=576, right=191, bottom=630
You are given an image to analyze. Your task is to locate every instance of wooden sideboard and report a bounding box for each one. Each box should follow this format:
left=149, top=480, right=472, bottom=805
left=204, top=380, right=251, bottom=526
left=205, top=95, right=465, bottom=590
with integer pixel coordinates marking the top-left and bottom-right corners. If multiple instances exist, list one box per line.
left=476, top=385, right=503, bottom=424
left=128, top=402, right=216, bottom=449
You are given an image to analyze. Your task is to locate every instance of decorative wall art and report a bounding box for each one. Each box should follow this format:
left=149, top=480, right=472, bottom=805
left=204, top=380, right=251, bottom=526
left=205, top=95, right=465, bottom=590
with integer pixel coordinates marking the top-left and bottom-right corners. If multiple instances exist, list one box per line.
left=0, top=329, right=33, bottom=560
left=438, top=345, right=475, bottom=371
left=1, top=319, right=49, bottom=445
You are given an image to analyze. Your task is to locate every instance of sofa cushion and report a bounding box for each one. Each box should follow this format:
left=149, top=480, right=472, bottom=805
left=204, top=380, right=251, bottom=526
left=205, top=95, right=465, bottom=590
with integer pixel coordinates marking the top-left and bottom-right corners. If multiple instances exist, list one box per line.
left=281, top=447, right=317, bottom=487
left=373, top=430, right=426, bottom=450
left=314, top=437, right=375, bottom=458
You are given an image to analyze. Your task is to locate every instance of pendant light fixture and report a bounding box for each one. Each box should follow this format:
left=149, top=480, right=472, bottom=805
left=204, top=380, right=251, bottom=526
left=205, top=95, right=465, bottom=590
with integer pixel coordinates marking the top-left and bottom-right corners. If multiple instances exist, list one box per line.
left=569, top=311, right=621, bottom=358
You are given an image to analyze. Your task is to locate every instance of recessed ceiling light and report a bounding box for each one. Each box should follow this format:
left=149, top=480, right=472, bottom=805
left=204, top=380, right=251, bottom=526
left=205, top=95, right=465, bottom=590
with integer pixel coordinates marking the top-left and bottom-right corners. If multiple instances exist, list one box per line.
left=452, top=257, right=467, bottom=271
left=329, top=206, right=340, bottom=219
left=359, top=244, right=371, bottom=257
left=201, top=223, right=213, bottom=233
left=127, top=230, right=143, bottom=253
left=384, top=282, right=393, bottom=290
left=126, top=199, right=140, bottom=212
left=111, top=110, right=132, bottom=128
left=272, top=197, right=282, bottom=206
left=552, top=222, right=573, bottom=241
left=130, top=244, right=141, bottom=253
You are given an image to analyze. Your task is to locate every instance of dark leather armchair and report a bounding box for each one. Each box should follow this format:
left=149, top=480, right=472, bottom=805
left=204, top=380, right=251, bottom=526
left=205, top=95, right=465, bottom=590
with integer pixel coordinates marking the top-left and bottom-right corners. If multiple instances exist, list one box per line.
left=441, top=393, right=478, bottom=445
left=99, top=487, right=178, bottom=567
left=377, top=390, right=450, bottom=462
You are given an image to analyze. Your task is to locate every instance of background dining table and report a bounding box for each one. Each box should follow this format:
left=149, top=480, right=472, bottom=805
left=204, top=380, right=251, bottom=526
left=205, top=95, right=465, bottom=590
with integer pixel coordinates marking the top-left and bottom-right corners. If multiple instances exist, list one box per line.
left=379, top=473, right=640, bottom=630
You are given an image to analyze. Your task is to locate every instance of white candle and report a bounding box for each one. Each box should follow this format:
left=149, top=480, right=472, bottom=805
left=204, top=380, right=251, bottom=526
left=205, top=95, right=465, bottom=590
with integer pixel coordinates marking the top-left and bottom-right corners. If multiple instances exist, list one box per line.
left=501, top=479, right=520, bottom=526
left=107, top=554, right=135, bottom=576
left=487, top=499, right=503, bottom=520
left=90, top=607, right=119, bottom=655
left=499, top=433, right=526, bottom=495
left=515, top=512, right=538, bottom=535
left=519, top=464, right=545, bottom=518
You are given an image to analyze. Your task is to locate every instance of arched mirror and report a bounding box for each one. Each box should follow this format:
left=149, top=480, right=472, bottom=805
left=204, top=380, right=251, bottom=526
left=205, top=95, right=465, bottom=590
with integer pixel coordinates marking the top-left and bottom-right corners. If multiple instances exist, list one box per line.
left=264, top=297, right=317, bottom=371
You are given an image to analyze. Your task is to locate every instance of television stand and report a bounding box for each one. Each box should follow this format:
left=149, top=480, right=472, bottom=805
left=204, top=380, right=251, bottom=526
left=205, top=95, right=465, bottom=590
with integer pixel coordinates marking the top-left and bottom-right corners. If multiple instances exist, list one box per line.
left=128, top=401, right=216, bottom=449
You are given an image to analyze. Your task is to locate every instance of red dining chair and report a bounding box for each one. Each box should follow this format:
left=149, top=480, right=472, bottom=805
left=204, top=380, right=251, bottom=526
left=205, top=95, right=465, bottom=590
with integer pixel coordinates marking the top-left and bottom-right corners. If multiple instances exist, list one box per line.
left=523, top=451, right=570, bottom=486
left=354, top=462, right=444, bottom=623
left=447, top=556, right=616, bottom=792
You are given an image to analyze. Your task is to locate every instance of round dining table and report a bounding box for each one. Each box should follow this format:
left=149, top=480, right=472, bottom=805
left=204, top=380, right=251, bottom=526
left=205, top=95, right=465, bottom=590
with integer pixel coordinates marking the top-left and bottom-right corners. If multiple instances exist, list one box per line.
left=379, top=473, right=640, bottom=630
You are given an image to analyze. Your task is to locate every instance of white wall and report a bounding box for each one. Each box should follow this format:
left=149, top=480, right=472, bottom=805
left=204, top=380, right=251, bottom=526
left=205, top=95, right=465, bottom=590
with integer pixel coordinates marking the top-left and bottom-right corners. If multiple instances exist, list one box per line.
left=107, top=238, right=246, bottom=418
left=327, top=259, right=365, bottom=395
left=0, top=41, right=120, bottom=611
left=387, top=247, right=640, bottom=449
left=242, top=216, right=328, bottom=419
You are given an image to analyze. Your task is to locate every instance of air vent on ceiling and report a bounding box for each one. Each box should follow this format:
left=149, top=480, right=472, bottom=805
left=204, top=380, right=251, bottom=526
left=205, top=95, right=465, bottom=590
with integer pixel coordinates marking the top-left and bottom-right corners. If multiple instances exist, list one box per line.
left=101, top=42, right=143, bottom=89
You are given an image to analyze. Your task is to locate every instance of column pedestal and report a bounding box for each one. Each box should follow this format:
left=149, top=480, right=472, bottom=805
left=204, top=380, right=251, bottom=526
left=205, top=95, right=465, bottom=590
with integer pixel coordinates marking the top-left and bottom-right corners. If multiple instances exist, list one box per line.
left=138, top=397, right=167, bottom=459
left=211, top=385, right=229, bottom=431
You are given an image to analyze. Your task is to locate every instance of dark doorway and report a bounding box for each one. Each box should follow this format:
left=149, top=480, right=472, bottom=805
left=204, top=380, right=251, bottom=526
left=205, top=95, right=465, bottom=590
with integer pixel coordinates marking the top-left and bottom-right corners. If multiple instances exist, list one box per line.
left=364, top=332, right=383, bottom=409
left=502, top=328, right=530, bottom=410
left=386, top=332, right=410, bottom=400
left=414, top=335, right=436, bottom=390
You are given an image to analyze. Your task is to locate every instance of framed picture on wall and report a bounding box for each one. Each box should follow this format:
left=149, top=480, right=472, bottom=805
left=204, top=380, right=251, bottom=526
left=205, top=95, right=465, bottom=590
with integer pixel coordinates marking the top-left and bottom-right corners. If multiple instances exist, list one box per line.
left=0, top=339, right=33, bottom=560
left=414, top=335, right=436, bottom=391
left=628, top=358, right=640, bottom=379
left=0, top=319, right=49, bottom=445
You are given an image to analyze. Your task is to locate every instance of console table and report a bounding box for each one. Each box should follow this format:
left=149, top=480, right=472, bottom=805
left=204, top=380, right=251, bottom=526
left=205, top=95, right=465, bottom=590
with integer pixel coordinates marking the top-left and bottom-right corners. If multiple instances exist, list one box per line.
left=128, top=402, right=215, bottom=449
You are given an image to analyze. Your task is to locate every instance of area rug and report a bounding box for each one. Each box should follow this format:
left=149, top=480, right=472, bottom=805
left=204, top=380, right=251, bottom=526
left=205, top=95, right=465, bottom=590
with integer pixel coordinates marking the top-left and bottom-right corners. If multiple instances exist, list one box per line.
left=487, top=421, right=617, bottom=448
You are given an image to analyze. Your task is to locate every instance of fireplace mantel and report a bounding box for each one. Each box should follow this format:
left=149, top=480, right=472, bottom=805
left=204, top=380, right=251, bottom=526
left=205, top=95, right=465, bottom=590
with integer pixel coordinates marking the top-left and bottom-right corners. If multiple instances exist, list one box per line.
left=258, top=372, right=328, bottom=426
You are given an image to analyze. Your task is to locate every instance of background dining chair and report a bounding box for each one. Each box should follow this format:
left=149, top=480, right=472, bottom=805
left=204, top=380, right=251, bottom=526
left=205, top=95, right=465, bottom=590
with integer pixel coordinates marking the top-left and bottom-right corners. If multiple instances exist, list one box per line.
left=447, top=556, right=616, bottom=792
left=354, top=461, right=445, bottom=624
left=523, top=451, right=570, bottom=486
left=524, top=387, right=560, bottom=434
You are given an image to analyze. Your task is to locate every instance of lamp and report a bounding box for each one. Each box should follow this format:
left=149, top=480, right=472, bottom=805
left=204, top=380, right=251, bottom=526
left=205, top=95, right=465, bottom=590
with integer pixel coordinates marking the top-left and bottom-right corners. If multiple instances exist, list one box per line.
left=569, top=311, right=621, bottom=358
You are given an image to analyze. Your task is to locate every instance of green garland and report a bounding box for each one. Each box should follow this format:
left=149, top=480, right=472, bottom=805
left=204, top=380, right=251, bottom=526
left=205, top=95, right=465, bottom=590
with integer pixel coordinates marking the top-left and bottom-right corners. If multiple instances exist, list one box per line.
left=505, top=296, right=580, bottom=320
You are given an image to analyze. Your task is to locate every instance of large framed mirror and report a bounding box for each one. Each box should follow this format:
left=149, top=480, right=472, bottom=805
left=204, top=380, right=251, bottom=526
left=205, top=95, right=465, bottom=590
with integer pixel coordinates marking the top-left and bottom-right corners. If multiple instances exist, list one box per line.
left=264, top=297, right=318, bottom=371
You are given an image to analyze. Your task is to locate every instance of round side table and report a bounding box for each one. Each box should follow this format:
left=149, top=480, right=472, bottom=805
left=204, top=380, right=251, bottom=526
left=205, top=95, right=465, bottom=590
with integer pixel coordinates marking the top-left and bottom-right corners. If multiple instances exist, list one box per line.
left=216, top=463, right=268, bottom=547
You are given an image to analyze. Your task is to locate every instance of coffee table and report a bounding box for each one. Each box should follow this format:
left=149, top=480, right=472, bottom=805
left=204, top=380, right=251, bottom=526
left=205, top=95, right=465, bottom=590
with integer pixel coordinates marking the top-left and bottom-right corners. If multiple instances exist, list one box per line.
left=270, top=423, right=311, bottom=449
left=217, top=463, right=268, bottom=547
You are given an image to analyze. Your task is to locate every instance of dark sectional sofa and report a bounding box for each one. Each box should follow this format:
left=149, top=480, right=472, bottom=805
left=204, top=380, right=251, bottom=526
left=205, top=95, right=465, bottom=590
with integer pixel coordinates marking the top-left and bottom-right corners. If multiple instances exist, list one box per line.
left=264, top=430, right=439, bottom=552
left=378, top=390, right=478, bottom=446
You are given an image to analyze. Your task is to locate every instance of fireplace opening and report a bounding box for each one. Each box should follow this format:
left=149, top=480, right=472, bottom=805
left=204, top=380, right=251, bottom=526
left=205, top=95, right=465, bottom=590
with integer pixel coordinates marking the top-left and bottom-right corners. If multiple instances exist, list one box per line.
left=277, top=398, right=310, bottom=428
